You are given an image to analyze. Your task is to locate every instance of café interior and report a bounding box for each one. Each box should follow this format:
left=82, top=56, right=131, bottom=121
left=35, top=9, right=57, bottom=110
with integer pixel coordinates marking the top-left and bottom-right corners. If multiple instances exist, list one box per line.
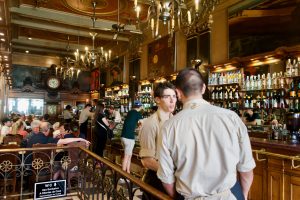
left=0, top=0, right=300, bottom=199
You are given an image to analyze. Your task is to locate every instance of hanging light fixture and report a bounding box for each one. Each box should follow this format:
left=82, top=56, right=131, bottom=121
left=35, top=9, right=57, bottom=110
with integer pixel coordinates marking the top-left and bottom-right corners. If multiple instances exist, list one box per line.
left=135, top=0, right=220, bottom=38
left=58, top=1, right=112, bottom=79
left=78, top=1, right=112, bottom=68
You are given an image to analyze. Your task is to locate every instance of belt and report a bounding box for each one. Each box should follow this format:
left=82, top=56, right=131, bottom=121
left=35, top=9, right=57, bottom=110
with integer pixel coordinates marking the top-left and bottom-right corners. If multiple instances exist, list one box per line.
left=186, top=189, right=230, bottom=200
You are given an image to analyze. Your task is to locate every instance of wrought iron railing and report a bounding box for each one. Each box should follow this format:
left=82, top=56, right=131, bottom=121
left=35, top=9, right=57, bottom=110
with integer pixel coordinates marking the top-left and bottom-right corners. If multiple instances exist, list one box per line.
left=0, top=145, right=172, bottom=200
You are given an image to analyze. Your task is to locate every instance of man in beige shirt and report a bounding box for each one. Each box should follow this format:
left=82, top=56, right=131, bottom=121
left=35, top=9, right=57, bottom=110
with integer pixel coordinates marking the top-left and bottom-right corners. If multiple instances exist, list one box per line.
left=139, top=82, right=177, bottom=199
left=157, top=68, right=255, bottom=200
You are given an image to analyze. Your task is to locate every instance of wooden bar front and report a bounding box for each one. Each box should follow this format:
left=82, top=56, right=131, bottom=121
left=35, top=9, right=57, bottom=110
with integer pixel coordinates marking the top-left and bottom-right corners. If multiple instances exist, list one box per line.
left=106, top=137, right=300, bottom=200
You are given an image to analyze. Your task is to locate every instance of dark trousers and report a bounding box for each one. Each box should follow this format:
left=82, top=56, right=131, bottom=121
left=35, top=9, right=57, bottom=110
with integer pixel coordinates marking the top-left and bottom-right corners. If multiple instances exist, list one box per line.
left=79, top=120, right=88, bottom=139
left=142, top=169, right=167, bottom=200
left=93, top=127, right=107, bottom=157
left=176, top=181, right=244, bottom=200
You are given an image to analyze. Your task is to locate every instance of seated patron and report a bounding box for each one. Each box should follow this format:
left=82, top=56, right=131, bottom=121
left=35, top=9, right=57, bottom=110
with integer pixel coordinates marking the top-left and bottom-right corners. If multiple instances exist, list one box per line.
left=27, top=122, right=89, bottom=148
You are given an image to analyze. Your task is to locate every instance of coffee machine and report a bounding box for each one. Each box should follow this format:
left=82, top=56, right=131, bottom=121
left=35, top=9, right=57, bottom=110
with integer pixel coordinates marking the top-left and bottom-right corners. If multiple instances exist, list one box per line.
left=286, top=113, right=300, bottom=143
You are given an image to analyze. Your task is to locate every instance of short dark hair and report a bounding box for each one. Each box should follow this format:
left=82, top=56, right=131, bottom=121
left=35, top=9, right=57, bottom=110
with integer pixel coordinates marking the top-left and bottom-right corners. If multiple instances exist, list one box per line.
left=66, top=105, right=72, bottom=110
left=175, top=68, right=205, bottom=97
left=85, top=104, right=92, bottom=108
left=43, top=114, right=50, bottom=121
left=153, top=82, right=176, bottom=98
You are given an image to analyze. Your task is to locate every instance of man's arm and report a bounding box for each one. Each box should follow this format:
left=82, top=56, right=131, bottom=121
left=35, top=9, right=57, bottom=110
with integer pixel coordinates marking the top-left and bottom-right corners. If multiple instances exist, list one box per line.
left=57, top=137, right=90, bottom=146
left=162, top=182, right=176, bottom=198
left=239, top=170, right=254, bottom=199
left=141, top=157, right=159, bottom=171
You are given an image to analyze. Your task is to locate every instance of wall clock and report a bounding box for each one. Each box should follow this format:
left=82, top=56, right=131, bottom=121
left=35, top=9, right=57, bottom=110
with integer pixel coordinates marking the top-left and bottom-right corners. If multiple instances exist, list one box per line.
left=47, top=77, right=60, bottom=89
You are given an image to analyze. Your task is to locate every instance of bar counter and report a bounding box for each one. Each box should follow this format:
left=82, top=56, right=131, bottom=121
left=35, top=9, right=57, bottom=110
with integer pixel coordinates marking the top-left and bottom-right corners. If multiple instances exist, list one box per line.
left=250, top=137, right=300, bottom=154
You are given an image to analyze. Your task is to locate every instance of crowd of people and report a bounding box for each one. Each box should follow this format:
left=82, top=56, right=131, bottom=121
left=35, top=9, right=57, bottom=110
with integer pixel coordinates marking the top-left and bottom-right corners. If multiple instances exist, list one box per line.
left=0, top=68, right=256, bottom=200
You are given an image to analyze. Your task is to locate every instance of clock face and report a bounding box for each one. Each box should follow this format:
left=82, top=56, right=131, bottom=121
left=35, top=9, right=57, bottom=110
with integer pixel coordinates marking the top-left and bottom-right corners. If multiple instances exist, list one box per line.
left=47, top=77, right=60, bottom=89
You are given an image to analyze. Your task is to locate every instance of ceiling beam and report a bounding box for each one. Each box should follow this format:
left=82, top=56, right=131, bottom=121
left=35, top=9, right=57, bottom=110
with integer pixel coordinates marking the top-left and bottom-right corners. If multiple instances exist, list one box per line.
left=10, top=5, right=137, bottom=31
left=11, top=19, right=130, bottom=42
left=12, top=36, right=92, bottom=50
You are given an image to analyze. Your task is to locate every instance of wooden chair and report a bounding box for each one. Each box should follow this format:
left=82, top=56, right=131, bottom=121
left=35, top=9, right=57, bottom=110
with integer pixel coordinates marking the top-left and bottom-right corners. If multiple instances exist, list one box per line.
left=3, top=134, right=23, bottom=145
left=31, top=143, right=57, bottom=183
left=0, top=144, right=19, bottom=195
left=65, top=141, right=87, bottom=189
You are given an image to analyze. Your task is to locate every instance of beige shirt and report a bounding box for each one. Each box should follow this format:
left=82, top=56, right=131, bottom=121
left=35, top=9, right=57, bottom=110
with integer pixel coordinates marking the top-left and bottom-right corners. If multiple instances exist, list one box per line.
left=79, top=108, right=94, bottom=124
left=139, top=109, right=171, bottom=159
left=112, top=110, right=122, bottom=123
left=157, top=99, right=256, bottom=198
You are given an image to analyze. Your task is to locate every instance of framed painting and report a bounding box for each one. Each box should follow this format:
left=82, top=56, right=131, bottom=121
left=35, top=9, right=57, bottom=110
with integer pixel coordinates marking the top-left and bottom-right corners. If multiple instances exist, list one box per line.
left=148, top=35, right=175, bottom=78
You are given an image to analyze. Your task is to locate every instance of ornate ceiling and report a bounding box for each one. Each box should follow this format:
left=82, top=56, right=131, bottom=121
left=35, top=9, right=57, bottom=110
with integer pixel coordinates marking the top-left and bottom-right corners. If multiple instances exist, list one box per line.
left=0, top=0, right=299, bottom=72
left=2, top=0, right=149, bottom=60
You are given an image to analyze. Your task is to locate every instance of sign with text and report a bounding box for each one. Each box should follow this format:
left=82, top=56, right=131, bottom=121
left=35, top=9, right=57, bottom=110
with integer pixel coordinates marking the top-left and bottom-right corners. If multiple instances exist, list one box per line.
left=34, top=180, right=66, bottom=200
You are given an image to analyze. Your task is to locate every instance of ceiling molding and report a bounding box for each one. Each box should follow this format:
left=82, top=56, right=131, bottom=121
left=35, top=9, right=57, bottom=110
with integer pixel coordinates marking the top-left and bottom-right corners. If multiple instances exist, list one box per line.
left=11, top=19, right=130, bottom=42
left=10, top=4, right=137, bottom=31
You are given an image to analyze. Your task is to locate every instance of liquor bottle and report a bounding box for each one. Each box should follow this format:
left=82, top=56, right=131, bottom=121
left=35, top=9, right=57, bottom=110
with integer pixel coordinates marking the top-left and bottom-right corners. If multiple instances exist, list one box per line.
left=297, top=82, right=300, bottom=98
left=262, top=95, right=266, bottom=109
left=245, top=76, right=250, bottom=91
left=250, top=75, right=254, bottom=90
left=211, top=87, right=215, bottom=100
left=234, top=85, right=239, bottom=100
left=262, top=74, right=266, bottom=90
left=244, top=94, right=249, bottom=108
left=295, top=99, right=299, bottom=113
left=266, top=91, right=270, bottom=109
left=289, top=81, right=296, bottom=98
left=229, top=86, right=233, bottom=100
left=255, top=95, right=260, bottom=108
left=249, top=94, right=254, bottom=109
left=286, top=59, right=292, bottom=77
left=215, top=87, right=219, bottom=100
left=269, top=91, right=273, bottom=109
left=224, top=86, right=228, bottom=100
left=219, top=87, right=223, bottom=100
left=289, top=99, right=295, bottom=112
left=272, top=90, right=278, bottom=108
left=267, top=73, right=272, bottom=89
left=257, top=74, right=262, bottom=90
left=279, top=89, right=287, bottom=109
left=272, top=73, right=277, bottom=89
left=279, top=71, right=285, bottom=89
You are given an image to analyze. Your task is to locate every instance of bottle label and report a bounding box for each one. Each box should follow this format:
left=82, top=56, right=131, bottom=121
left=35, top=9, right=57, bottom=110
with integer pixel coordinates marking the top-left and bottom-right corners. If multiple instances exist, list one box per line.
left=290, top=91, right=296, bottom=97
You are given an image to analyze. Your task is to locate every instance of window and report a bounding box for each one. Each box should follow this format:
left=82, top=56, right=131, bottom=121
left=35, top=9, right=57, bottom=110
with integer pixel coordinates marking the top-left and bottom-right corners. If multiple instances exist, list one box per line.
left=8, top=98, right=44, bottom=116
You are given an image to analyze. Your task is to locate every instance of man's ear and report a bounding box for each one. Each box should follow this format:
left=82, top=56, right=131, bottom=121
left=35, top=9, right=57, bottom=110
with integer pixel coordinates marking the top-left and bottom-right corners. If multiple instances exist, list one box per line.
left=201, top=84, right=206, bottom=95
left=155, top=97, right=161, bottom=105
left=176, top=88, right=182, bottom=99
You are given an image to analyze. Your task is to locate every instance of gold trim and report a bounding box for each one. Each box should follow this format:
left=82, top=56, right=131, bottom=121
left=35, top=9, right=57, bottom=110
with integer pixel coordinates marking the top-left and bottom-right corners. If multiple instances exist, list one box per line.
left=253, top=149, right=300, bottom=168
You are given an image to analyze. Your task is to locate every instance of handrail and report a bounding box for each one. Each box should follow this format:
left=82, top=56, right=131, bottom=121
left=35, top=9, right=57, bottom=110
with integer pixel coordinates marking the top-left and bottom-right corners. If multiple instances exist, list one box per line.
left=80, top=147, right=172, bottom=200
left=0, top=145, right=172, bottom=200
left=253, top=148, right=300, bottom=169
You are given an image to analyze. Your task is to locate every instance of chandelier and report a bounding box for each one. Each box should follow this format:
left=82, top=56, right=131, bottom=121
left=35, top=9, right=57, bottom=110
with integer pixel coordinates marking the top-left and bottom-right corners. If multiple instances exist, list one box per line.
left=57, top=0, right=114, bottom=80
left=135, top=0, right=220, bottom=37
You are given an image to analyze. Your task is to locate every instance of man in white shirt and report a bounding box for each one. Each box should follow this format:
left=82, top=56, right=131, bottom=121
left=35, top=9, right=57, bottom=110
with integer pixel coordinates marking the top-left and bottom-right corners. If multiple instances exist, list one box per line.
left=157, top=68, right=255, bottom=200
left=139, top=82, right=177, bottom=199
left=63, top=105, right=73, bottom=123
left=0, top=118, right=12, bottom=144
left=108, top=105, right=122, bottom=123
left=79, top=104, right=94, bottom=139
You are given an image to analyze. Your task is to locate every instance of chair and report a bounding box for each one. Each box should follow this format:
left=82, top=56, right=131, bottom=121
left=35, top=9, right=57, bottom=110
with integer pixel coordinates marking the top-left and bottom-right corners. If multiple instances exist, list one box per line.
left=31, top=143, right=57, bottom=183
left=0, top=144, right=19, bottom=196
left=65, top=141, right=87, bottom=189
left=3, top=134, right=23, bottom=145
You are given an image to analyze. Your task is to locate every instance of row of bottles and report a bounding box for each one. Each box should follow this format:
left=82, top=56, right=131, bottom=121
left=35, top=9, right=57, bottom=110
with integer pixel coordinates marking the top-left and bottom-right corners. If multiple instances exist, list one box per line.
left=285, top=57, right=300, bottom=77
left=138, top=94, right=153, bottom=104
left=243, top=90, right=287, bottom=109
left=243, top=72, right=286, bottom=91
left=208, top=70, right=242, bottom=85
left=120, top=97, right=130, bottom=105
left=210, top=85, right=239, bottom=100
